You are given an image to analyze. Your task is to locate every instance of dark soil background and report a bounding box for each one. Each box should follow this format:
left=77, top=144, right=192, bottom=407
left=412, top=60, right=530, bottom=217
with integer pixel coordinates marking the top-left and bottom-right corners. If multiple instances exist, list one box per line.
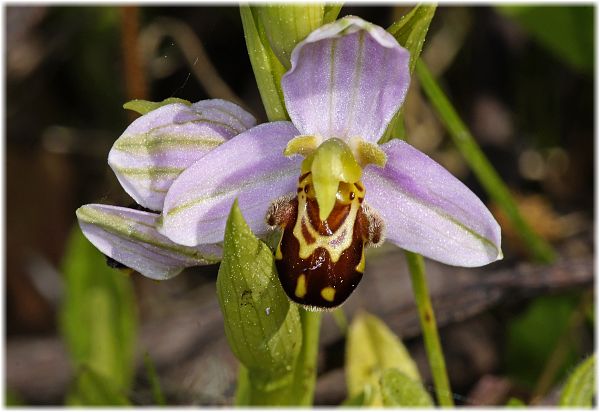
left=5, top=5, right=594, bottom=406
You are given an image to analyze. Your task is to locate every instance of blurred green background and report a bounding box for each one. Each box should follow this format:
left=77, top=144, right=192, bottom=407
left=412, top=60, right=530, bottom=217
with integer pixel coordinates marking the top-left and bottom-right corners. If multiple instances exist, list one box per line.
left=5, top=5, right=594, bottom=406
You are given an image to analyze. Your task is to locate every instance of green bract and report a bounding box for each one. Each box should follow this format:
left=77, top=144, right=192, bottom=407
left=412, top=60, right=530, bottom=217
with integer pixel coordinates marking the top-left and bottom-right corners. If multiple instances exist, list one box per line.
left=257, top=4, right=325, bottom=69
left=216, top=200, right=302, bottom=390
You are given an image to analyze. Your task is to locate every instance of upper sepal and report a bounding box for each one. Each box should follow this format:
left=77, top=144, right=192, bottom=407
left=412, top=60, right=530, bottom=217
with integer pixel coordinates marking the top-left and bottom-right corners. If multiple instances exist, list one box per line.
left=76, top=204, right=222, bottom=280
left=282, top=16, right=410, bottom=143
left=109, top=100, right=256, bottom=211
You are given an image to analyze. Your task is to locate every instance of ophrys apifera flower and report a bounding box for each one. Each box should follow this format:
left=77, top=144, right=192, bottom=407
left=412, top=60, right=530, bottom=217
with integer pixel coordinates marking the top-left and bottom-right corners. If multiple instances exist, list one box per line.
left=77, top=16, right=501, bottom=309
left=156, top=16, right=502, bottom=309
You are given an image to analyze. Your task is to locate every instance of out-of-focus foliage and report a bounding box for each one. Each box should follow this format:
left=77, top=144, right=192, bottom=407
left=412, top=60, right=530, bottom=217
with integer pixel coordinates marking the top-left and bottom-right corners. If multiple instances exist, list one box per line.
left=143, top=353, right=166, bottom=406
left=497, top=6, right=593, bottom=73
left=559, top=354, right=595, bottom=407
left=380, top=368, right=434, bottom=407
left=60, top=228, right=137, bottom=405
left=66, top=366, right=130, bottom=406
left=46, top=7, right=126, bottom=126
left=504, top=295, right=579, bottom=388
left=345, top=311, right=424, bottom=406
left=506, top=397, right=526, bottom=407
left=5, top=389, right=24, bottom=406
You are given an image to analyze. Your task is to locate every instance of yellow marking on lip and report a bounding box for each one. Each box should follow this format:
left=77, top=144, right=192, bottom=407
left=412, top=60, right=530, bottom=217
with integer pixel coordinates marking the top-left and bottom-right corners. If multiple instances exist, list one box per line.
left=355, top=247, right=365, bottom=273
left=321, top=287, right=336, bottom=302
left=295, top=274, right=307, bottom=298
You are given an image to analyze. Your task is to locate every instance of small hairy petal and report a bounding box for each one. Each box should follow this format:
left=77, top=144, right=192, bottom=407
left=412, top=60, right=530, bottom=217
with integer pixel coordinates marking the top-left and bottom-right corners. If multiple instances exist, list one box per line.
left=109, top=100, right=256, bottom=211
left=76, top=204, right=222, bottom=280
left=160, top=121, right=302, bottom=246
left=363, top=140, right=502, bottom=267
left=282, top=16, right=410, bottom=143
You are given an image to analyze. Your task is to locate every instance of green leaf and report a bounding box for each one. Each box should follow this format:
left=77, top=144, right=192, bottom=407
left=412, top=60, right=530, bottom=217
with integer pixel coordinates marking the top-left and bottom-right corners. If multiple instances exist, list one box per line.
left=559, top=354, right=595, bottom=407
left=123, top=97, right=192, bottom=115
left=256, top=5, right=325, bottom=69
left=497, top=6, right=593, bottom=73
left=346, top=311, right=421, bottom=406
left=381, top=4, right=437, bottom=144
left=217, top=199, right=302, bottom=404
left=66, top=365, right=130, bottom=406
left=380, top=368, right=434, bottom=407
left=388, top=4, right=437, bottom=73
left=240, top=6, right=289, bottom=121
left=143, top=353, right=166, bottom=406
left=323, top=3, right=343, bottom=23
left=60, top=227, right=137, bottom=400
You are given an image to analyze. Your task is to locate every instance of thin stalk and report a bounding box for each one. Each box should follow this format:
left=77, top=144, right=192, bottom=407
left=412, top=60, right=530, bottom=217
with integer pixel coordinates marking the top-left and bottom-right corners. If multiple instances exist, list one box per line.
left=292, top=309, right=322, bottom=405
left=332, top=307, right=349, bottom=335
left=143, top=353, right=166, bottom=406
left=415, top=59, right=556, bottom=264
left=405, top=251, right=454, bottom=407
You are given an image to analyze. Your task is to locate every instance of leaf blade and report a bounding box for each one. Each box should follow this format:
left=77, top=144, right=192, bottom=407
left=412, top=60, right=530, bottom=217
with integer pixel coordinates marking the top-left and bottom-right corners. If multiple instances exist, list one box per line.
left=217, top=199, right=302, bottom=404
left=559, top=354, right=595, bottom=407
left=380, top=368, right=434, bottom=407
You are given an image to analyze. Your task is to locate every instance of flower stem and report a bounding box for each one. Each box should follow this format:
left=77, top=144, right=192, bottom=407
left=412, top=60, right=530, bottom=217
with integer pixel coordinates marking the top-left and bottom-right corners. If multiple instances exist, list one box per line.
left=292, top=309, right=322, bottom=405
left=416, top=59, right=556, bottom=264
left=404, top=251, right=454, bottom=407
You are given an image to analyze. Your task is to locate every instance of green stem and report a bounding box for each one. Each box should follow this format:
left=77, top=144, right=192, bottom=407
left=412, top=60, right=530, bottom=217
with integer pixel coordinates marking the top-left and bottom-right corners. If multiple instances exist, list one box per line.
left=292, top=309, right=322, bottom=405
left=405, top=251, right=454, bottom=407
left=332, top=307, right=348, bottom=335
left=415, top=59, right=556, bottom=264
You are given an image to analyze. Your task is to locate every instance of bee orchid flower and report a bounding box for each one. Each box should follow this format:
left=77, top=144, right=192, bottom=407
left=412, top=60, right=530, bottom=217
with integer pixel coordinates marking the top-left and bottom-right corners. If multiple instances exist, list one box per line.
left=77, top=16, right=501, bottom=309
left=157, top=16, right=502, bottom=308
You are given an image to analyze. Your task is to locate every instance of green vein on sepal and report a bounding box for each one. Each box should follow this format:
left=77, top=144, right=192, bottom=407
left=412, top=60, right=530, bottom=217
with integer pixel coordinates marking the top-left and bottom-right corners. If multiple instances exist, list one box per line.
left=112, top=166, right=183, bottom=179
left=113, top=134, right=224, bottom=154
left=166, top=165, right=299, bottom=218
left=374, top=172, right=501, bottom=258
left=76, top=206, right=220, bottom=263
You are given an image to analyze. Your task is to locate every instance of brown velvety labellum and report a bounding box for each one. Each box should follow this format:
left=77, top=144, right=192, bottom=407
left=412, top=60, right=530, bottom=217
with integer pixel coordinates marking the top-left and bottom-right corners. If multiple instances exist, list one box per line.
left=272, top=172, right=369, bottom=310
